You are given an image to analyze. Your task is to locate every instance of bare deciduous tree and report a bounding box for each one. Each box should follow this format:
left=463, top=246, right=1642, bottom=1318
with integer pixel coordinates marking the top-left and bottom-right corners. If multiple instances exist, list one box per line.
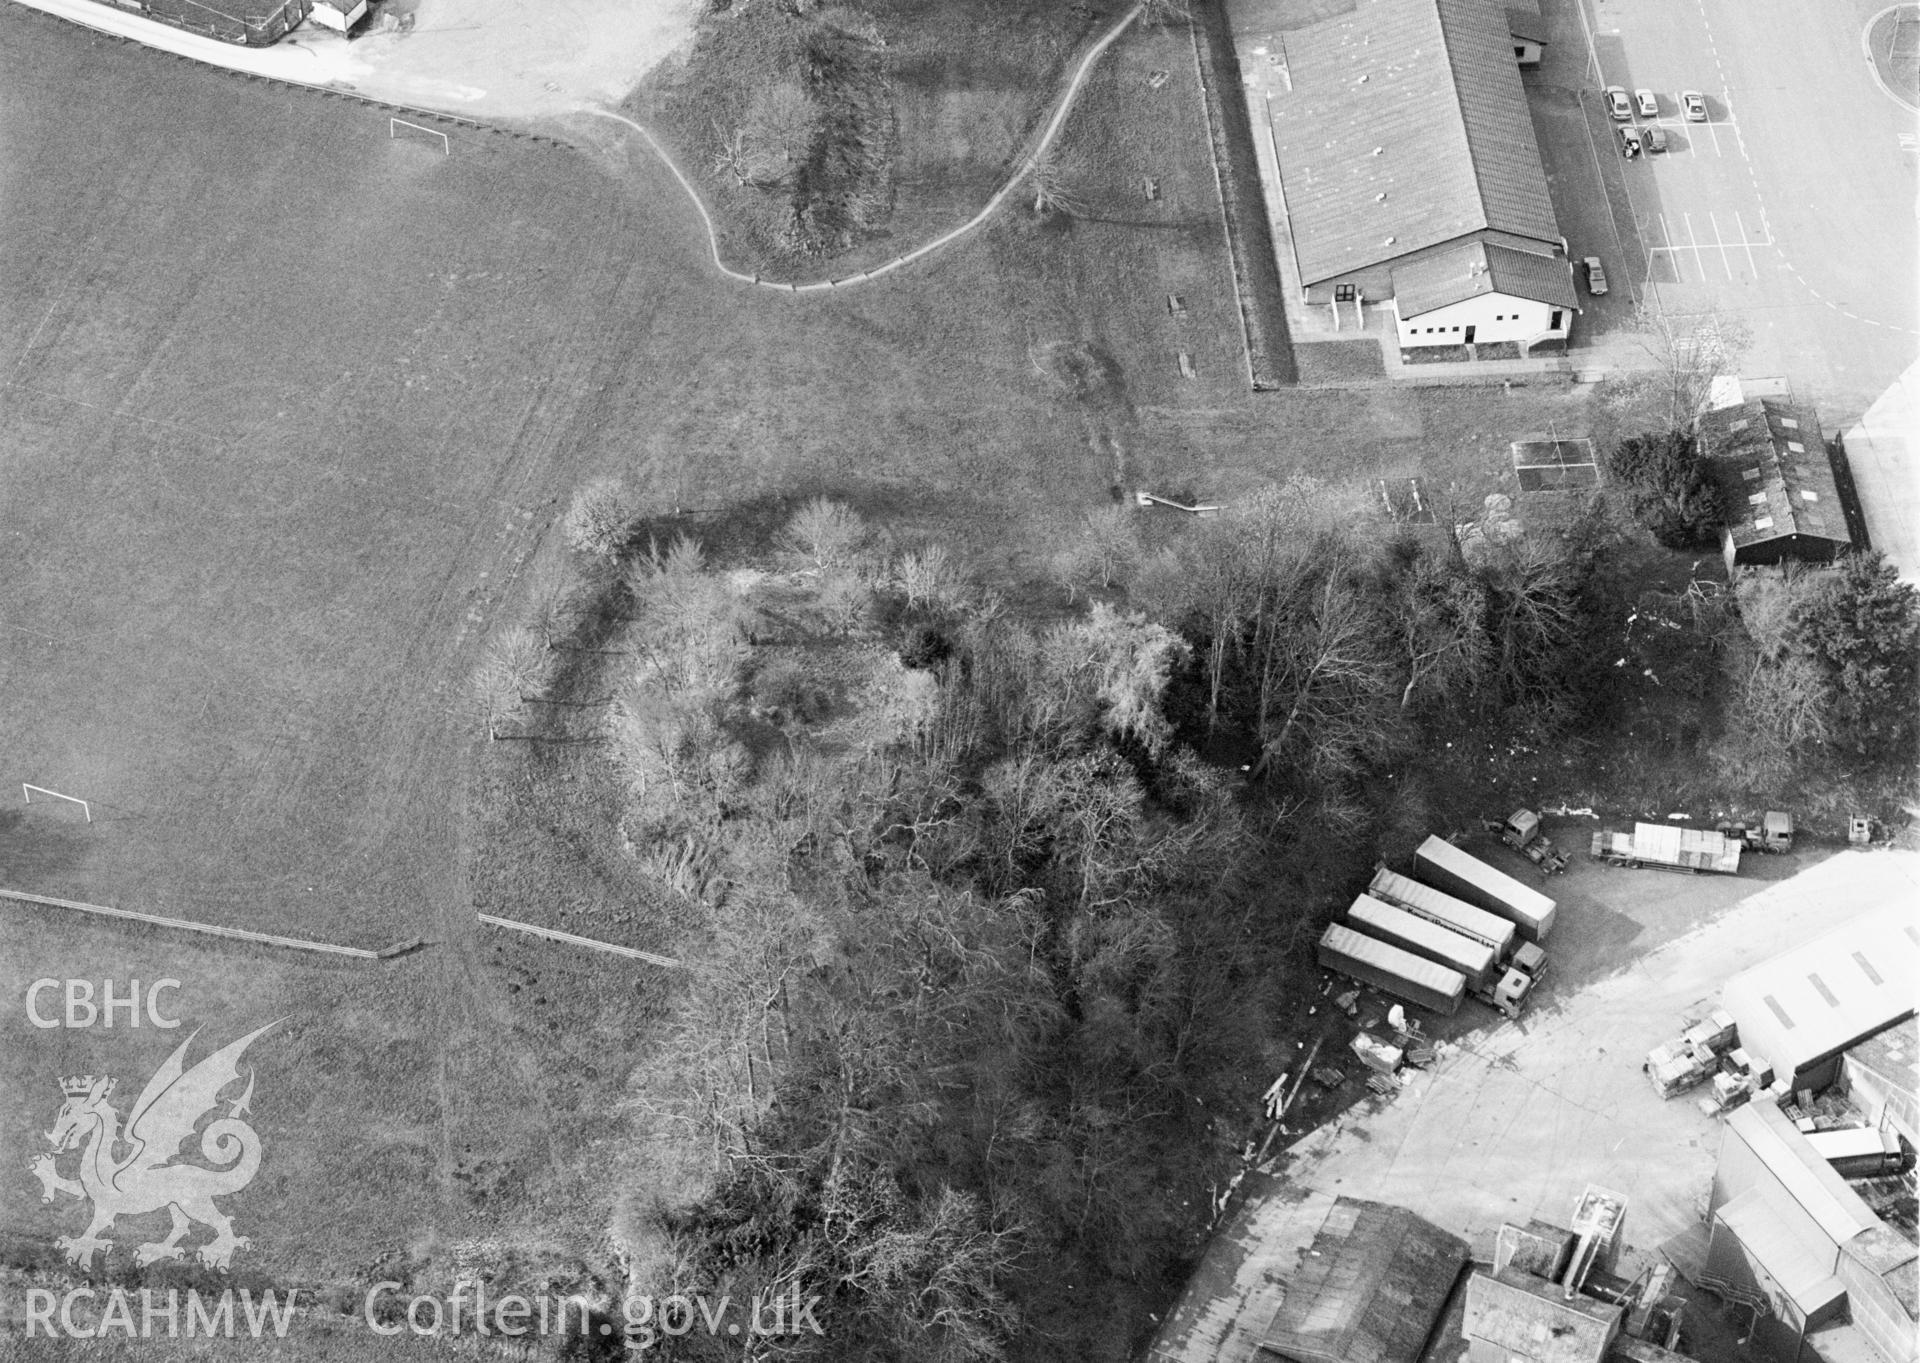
left=1601, top=301, right=1753, bottom=434
left=783, top=495, right=869, bottom=573
left=562, top=477, right=638, bottom=561
left=471, top=627, right=555, bottom=740
left=1028, top=146, right=1087, bottom=217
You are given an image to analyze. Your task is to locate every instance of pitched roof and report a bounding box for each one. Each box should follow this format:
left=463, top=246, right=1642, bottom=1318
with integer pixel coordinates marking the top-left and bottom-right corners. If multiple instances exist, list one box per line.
left=1270, top=0, right=1564, bottom=285
left=1462, top=1268, right=1621, bottom=1363
left=1715, top=1188, right=1850, bottom=1316
left=1698, top=398, right=1850, bottom=550
left=1724, top=1103, right=1882, bottom=1247
left=1720, top=902, right=1918, bottom=1078
left=1506, top=5, right=1549, bottom=42
left=1259, top=1199, right=1468, bottom=1363
left=1391, top=240, right=1578, bottom=316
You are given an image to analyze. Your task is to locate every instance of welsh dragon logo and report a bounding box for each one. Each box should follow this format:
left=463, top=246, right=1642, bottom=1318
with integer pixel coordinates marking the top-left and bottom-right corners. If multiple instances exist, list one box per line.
left=27, top=1021, right=279, bottom=1271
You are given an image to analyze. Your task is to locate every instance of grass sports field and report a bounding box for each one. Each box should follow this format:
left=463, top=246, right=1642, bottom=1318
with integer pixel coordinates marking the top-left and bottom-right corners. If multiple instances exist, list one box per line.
left=0, top=0, right=1592, bottom=1336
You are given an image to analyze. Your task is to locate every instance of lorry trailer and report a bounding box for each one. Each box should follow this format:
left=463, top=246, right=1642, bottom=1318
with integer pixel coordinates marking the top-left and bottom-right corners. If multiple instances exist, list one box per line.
left=1348, top=895, right=1497, bottom=986
left=1802, top=1127, right=1905, bottom=1178
left=1413, top=836, right=1557, bottom=942
left=1589, top=823, right=1741, bottom=875
left=1317, top=923, right=1465, bottom=1016
left=1368, top=867, right=1548, bottom=981
left=1347, top=895, right=1532, bottom=1017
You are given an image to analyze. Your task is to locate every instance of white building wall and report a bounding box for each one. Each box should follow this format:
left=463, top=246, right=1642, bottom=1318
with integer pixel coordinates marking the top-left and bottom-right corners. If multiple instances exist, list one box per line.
left=1394, top=293, right=1570, bottom=348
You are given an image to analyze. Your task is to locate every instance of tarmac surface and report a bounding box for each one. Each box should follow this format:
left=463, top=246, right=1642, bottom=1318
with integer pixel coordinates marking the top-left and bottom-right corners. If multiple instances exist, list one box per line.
left=1145, top=846, right=1920, bottom=1363
left=5, top=0, right=696, bottom=121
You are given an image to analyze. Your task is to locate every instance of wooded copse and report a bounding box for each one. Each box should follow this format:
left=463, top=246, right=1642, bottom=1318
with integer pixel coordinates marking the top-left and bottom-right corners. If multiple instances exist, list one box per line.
left=498, top=473, right=1920, bottom=1356
left=523, top=485, right=1629, bottom=1360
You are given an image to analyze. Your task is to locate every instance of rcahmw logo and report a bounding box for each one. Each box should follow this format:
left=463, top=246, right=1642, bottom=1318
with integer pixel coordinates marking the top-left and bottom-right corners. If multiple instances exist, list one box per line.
left=25, top=1020, right=280, bottom=1270
left=23, top=1287, right=298, bottom=1339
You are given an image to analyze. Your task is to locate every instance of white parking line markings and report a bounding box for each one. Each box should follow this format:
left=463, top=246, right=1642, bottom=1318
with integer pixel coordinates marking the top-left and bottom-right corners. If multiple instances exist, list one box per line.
left=1645, top=213, right=1772, bottom=285
left=1708, top=212, right=1733, bottom=280
left=1733, top=211, right=1759, bottom=276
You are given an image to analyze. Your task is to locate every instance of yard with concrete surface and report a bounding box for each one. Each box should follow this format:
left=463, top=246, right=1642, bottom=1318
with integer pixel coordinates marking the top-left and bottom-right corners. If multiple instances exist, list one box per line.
left=1146, top=847, right=1920, bottom=1363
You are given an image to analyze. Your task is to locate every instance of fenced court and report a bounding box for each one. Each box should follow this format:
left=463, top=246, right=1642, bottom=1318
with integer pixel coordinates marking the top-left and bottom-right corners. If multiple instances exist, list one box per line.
left=1511, top=437, right=1601, bottom=493
left=390, top=117, right=450, bottom=155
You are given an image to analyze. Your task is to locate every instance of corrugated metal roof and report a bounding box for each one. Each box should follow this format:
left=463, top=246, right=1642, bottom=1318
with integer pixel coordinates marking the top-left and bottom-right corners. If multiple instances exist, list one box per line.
left=1461, top=1267, right=1620, bottom=1363
left=1715, top=1187, right=1850, bottom=1315
left=1721, top=903, right=1918, bottom=1078
left=1699, top=399, right=1850, bottom=550
left=1725, top=1104, right=1880, bottom=1246
left=1261, top=1199, right=1468, bottom=1363
left=1390, top=240, right=1578, bottom=316
left=1271, top=0, right=1564, bottom=285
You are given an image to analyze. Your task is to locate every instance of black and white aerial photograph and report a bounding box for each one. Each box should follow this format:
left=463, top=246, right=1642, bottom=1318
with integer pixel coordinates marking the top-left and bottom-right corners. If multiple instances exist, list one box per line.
left=1, top=0, right=1915, bottom=1356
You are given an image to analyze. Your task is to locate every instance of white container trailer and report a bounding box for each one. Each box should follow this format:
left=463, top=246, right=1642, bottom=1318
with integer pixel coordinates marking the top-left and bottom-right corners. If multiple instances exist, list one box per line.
left=1413, top=836, right=1557, bottom=942
left=1317, top=923, right=1466, bottom=1016
left=1369, top=867, right=1531, bottom=968
left=1802, top=1127, right=1904, bottom=1178
left=1348, top=895, right=1497, bottom=987
left=1348, top=895, right=1534, bottom=1018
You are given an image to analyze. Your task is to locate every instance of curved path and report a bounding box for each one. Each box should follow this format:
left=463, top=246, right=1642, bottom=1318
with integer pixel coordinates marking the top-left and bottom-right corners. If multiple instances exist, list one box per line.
left=1862, top=4, right=1920, bottom=113
left=577, top=1, right=1146, bottom=294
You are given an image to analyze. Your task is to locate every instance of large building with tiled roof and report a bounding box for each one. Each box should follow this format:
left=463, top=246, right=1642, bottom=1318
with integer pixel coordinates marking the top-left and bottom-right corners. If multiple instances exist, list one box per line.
left=1265, top=0, right=1578, bottom=351
left=1697, top=398, right=1854, bottom=568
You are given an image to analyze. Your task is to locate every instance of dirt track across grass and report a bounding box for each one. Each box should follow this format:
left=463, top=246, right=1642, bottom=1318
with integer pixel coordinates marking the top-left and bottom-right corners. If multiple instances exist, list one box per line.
left=0, top=0, right=1608, bottom=1299
left=577, top=2, right=1146, bottom=292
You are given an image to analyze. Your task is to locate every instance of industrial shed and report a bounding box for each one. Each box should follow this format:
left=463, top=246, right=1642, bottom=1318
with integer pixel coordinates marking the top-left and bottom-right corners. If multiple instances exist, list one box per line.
left=1258, top=1199, right=1468, bottom=1363
left=1842, top=1017, right=1920, bottom=1146
left=1706, top=1102, right=1917, bottom=1363
left=1698, top=399, right=1853, bottom=569
left=1263, top=0, right=1578, bottom=351
left=1462, top=1266, right=1623, bottom=1363
left=1720, top=903, right=1919, bottom=1093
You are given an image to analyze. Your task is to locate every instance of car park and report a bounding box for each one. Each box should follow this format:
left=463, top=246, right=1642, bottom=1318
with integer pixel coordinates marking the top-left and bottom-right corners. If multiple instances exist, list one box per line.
left=1582, top=257, right=1608, bottom=295
left=1634, top=88, right=1658, bottom=117
left=1644, top=125, right=1668, bottom=153
left=1682, top=90, right=1708, bottom=121
left=1618, top=125, right=1642, bottom=158
left=1605, top=86, right=1632, bottom=120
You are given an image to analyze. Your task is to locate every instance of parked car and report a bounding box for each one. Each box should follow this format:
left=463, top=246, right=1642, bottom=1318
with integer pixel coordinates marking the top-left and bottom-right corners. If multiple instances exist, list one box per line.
left=1635, top=88, right=1658, bottom=117
left=1605, top=86, right=1632, bottom=120
left=1618, top=125, right=1642, bottom=158
left=1682, top=90, right=1708, bottom=121
left=1644, top=125, right=1669, bottom=153
left=1583, top=257, right=1608, bottom=295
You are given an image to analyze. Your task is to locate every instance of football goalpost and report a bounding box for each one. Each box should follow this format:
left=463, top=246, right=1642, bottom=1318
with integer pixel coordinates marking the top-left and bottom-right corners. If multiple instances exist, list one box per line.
left=389, top=117, right=450, bottom=155
left=22, top=784, right=91, bottom=823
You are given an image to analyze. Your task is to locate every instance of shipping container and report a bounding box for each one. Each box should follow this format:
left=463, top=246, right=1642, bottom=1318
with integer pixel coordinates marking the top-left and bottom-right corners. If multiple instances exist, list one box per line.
left=1347, top=894, right=1499, bottom=989
left=1317, top=923, right=1465, bottom=1016
left=1413, top=836, right=1557, bottom=942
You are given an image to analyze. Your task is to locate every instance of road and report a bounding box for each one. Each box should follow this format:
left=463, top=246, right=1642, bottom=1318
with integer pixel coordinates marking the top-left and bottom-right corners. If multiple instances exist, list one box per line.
left=1527, top=0, right=1919, bottom=571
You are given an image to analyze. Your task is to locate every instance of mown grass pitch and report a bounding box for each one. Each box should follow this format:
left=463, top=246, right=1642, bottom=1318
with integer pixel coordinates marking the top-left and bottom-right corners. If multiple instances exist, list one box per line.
left=1, top=0, right=1596, bottom=1323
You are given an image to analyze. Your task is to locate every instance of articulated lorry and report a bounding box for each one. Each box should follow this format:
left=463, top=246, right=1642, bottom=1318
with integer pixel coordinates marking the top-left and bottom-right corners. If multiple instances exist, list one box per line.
left=1368, top=867, right=1548, bottom=984
left=1317, top=922, right=1465, bottom=1016
left=1589, top=823, right=1741, bottom=875
left=1412, top=836, right=1557, bottom=943
left=1347, top=895, right=1533, bottom=1018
